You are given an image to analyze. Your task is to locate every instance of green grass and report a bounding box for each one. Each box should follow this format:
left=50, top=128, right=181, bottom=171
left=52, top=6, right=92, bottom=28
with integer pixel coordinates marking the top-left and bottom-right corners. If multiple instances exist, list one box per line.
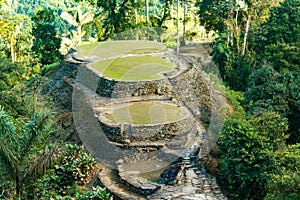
left=104, top=102, right=189, bottom=124
left=127, top=47, right=164, bottom=54
left=91, top=56, right=174, bottom=81
left=75, top=42, right=99, bottom=57
left=76, top=40, right=165, bottom=58
left=76, top=41, right=173, bottom=81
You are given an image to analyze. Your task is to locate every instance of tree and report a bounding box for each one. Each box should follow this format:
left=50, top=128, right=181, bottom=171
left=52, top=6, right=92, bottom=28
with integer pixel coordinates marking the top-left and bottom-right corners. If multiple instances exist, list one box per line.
left=182, top=0, right=194, bottom=44
left=27, top=144, right=100, bottom=199
left=197, top=0, right=280, bottom=91
left=198, top=0, right=279, bottom=53
left=176, top=0, right=180, bottom=52
left=0, top=106, right=60, bottom=199
left=87, top=0, right=137, bottom=40
left=218, top=115, right=281, bottom=199
left=82, top=0, right=175, bottom=40
left=249, top=112, right=288, bottom=151
left=32, top=9, right=62, bottom=65
left=250, top=0, right=300, bottom=71
left=287, top=70, right=300, bottom=144
left=0, top=13, right=33, bottom=63
left=265, top=143, right=300, bottom=199
left=0, top=56, right=32, bottom=117
left=0, top=0, right=5, bottom=35
left=151, top=0, right=173, bottom=27
left=146, top=0, right=149, bottom=24
left=245, top=65, right=290, bottom=114
left=245, top=65, right=300, bottom=144
left=60, top=4, right=94, bottom=44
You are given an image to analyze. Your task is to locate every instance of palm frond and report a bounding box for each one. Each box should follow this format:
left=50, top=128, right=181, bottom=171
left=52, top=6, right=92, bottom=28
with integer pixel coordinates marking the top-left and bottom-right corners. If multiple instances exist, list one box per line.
left=0, top=106, right=17, bottom=177
left=81, top=11, right=94, bottom=25
left=0, top=140, right=17, bottom=178
left=61, top=12, right=78, bottom=27
left=22, top=146, right=62, bottom=185
left=0, top=105, right=15, bottom=137
left=21, top=109, right=55, bottom=158
left=77, top=6, right=83, bottom=23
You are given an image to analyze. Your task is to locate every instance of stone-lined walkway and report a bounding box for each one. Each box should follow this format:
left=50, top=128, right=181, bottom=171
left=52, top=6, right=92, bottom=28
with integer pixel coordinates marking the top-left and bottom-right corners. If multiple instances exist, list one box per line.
left=148, top=148, right=227, bottom=200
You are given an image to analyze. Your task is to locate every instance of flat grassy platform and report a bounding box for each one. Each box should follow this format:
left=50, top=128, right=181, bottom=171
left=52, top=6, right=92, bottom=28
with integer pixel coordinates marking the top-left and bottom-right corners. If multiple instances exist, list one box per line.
left=75, top=40, right=175, bottom=81
left=103, top=101, right=189, bottom=125
left=91, top=56, right=174, bottom=80
left=76, top=40, right=166, bottom=58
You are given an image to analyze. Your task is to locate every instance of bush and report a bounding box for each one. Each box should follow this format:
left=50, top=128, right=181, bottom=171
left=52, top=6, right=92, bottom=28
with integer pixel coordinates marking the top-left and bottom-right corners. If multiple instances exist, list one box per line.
left=265, top=144, right=300, bottom=199
left=27, top=144, right=98, bottom=199
left=218, top=116, right=280, bottom=199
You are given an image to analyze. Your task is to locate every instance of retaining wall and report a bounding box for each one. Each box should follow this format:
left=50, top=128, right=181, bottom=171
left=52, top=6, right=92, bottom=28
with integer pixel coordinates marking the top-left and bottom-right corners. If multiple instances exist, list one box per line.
left=98, top=114, right=195, bottom=144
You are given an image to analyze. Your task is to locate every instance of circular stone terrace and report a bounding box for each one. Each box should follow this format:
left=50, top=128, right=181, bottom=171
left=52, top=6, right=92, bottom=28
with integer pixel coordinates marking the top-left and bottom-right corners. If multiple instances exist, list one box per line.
left=74, top=40, right=177, bottom=81
left=71, top=40, right=209, bottom=197
left=74, top=40, right=193, bottom=143
left=94, top=100, right=195, bottom=145
left=97, top=100, right=190, bottom=125
left=73, top=40, right=194, bottom=143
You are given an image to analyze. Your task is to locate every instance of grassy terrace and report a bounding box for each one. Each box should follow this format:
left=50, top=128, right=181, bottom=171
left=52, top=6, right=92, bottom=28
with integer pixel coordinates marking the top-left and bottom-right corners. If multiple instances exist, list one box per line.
left=103, top=101, right=189, bottom=124
left=75, top=40, right=175, bottom=81
left=91, top=56, right=174, bottom=80
left=75, top=40, right=166, bottom=58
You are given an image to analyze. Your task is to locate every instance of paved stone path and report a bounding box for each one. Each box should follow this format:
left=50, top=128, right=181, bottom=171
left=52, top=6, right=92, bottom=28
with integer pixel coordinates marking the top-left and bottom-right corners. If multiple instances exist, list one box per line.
left=148, top=148, right=227, bottom=200
left=97, top=147, right=227, bottom=200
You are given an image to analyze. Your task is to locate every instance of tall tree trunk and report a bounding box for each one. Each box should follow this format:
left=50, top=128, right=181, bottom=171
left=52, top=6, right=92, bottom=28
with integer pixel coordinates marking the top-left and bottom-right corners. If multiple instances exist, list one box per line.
left=11, top=39, right=16, bottom=63
left=235, top=10, right=240, bottom=55
left=110, top=6, right=120, bottom=34
left=77, top=25, right=82, bottom=44
left=176, top=0, right=180, bottom=53
left=182, top=0, right=187, bottom=45
left=135, top=2, right=138, bottom=40
left=242, top=14, right=251, bottom=56
left=158, top=0, right=170, bottom=27
left=227, top=26, right=230, bottom=44
left=16, top=168, right=21, bottom=200
left=146, top=0, right=149, bottom=24
left=33, top=85, right=38, bottom=113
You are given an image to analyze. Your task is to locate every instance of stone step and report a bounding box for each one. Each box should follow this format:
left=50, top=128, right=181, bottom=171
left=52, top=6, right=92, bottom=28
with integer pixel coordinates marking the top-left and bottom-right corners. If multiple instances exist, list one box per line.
left=127, top=141, right=167, bottom=147
left=97, top=164, right=146, bottom=200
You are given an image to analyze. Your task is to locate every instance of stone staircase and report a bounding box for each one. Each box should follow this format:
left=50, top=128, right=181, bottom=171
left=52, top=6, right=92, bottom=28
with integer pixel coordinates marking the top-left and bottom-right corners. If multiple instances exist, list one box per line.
left=148, top=147, right=227, bottom=200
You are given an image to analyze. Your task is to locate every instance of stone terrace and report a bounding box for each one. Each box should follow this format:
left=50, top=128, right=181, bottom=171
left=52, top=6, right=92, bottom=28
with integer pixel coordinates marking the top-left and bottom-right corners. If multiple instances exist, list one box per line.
left=62, top=41, right=227, bottom=199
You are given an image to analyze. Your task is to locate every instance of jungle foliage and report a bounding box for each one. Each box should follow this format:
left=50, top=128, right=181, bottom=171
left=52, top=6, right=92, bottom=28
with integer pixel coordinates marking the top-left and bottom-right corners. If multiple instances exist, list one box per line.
left=198, top=0, right=299, bottom=199
left=0, top=0, right=299, bottom=199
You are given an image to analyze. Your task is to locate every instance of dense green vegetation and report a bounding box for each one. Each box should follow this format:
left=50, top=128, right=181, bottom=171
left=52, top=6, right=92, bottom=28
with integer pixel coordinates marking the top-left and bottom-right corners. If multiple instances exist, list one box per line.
left=0, top=0, right=111, bottom=199
left=0, top=0, right=299, bottom=199
left=198, top=0, right=299, bottom=199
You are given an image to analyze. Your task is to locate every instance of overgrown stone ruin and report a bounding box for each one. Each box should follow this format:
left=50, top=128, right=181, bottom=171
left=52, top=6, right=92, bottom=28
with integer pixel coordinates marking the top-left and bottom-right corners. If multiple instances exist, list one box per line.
left=43, top=41, right=227, bottom=200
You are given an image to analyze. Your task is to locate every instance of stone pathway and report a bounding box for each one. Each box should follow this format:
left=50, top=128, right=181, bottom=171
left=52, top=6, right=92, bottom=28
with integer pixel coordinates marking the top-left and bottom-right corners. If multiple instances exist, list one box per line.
left=97, top=146, right=227, bottom=200
left=148, top=149, right=227, bottom=200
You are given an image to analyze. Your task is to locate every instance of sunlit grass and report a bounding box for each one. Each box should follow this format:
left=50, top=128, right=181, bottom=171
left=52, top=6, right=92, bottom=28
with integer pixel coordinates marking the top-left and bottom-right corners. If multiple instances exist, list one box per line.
left=75, top=40, right=165, bottom=58
left=75, top=42, right=99, bottom=57
left=76, top=41, right=173, bottom=81
left=91, top=56, right=174, bottom=81
left=104, top=101, right=189, bottom=124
